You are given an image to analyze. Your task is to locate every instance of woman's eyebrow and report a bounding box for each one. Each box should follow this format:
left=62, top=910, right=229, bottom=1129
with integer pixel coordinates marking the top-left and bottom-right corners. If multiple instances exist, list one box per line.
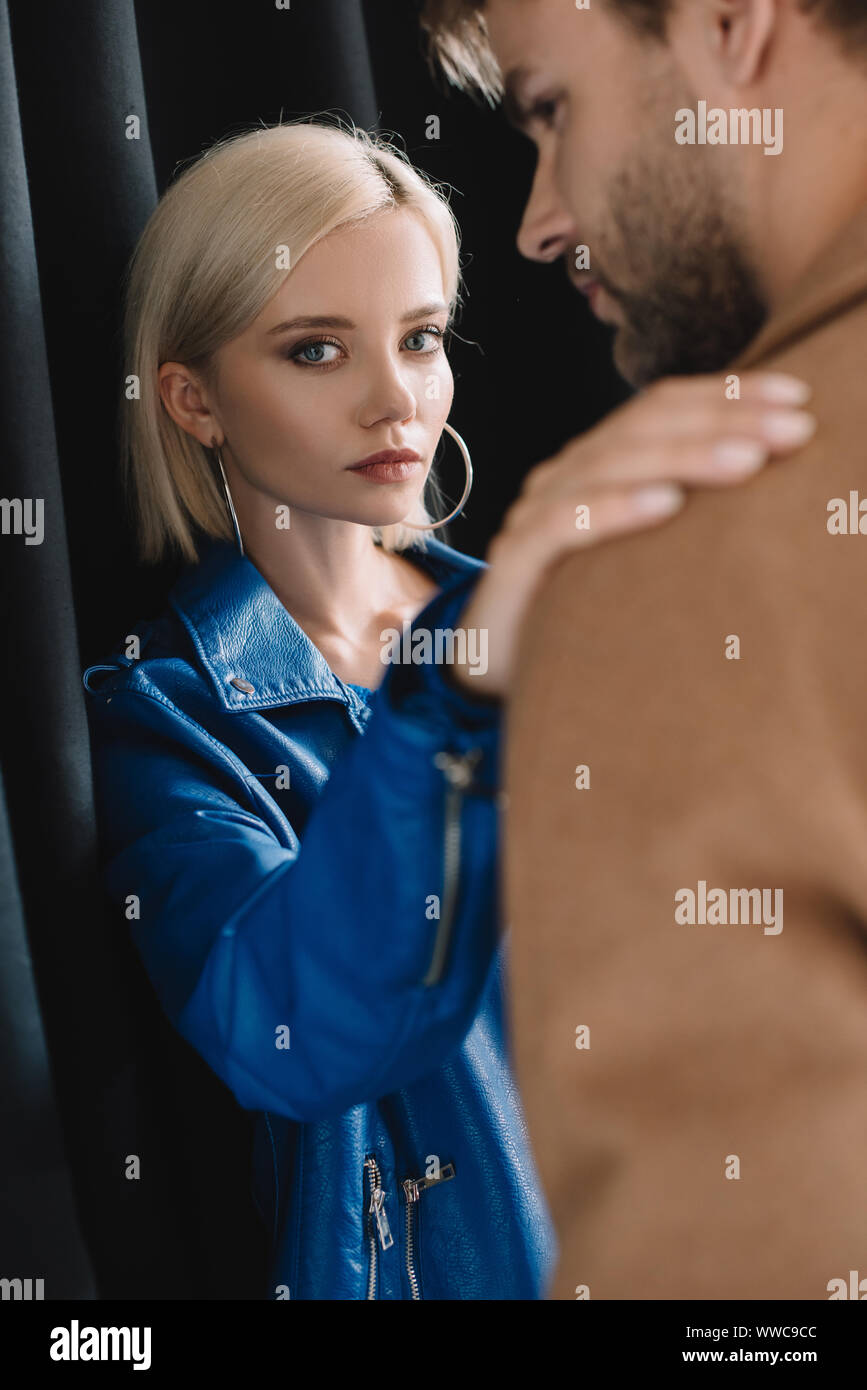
left=265, top=302, right=449, bottom=335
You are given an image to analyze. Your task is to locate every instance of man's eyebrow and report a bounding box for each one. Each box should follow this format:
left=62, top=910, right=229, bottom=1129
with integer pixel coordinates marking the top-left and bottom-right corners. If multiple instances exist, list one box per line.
left=265, top=302, right=450, bottom=336
left=502, top=66, right=534, bottom=130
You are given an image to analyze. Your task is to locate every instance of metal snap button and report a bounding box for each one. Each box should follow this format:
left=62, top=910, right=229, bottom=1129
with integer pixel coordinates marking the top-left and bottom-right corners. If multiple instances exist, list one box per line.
left=230, top=677, right=255, bottom=693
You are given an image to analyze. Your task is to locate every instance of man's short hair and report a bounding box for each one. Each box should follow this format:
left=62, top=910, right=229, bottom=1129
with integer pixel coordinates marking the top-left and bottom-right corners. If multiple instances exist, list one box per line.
left=420, top=0, right=867, bottom=103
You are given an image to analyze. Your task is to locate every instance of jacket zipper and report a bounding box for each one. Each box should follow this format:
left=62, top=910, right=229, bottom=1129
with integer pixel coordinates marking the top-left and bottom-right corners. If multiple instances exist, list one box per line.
left=423, top=748, right=484, bottom=987
left=363, top=1155, right=393, bottom=1300
left=402, top=1163, right=457, bottom=1300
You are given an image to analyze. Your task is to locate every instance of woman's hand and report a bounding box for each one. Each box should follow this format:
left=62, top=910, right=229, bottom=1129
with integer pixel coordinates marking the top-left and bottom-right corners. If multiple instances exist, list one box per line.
left=448, top=370, right=816, bottom=699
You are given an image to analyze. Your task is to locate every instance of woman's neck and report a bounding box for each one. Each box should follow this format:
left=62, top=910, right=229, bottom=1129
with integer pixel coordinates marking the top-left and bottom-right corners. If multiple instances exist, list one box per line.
left=244, top=512, right=405, bottom=635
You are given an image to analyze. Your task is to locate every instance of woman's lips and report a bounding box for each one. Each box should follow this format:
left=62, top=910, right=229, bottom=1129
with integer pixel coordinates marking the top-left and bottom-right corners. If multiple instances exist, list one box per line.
left=347, top=450, right=422, bottom=484
left=349, top=459, right=422, bottom=483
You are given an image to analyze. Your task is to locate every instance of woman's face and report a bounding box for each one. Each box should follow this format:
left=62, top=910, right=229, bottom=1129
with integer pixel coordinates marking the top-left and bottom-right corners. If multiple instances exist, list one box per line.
left=206, top=207, right=455, bottom=530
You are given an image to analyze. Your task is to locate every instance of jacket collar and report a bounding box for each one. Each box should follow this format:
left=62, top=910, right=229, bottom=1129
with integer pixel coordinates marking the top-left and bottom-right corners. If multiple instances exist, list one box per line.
left=168, top=532, right=483, bottom=723
left=734, top=195, right=867, bottom=369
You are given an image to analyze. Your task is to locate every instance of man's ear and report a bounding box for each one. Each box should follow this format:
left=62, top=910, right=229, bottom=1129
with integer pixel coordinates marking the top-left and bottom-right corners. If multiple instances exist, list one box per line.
left=705, top=0, right=778, bottom=85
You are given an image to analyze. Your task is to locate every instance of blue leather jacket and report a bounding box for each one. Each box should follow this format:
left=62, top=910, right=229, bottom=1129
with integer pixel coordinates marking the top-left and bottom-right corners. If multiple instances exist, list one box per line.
left=82, top=533, right=556, bottom=1299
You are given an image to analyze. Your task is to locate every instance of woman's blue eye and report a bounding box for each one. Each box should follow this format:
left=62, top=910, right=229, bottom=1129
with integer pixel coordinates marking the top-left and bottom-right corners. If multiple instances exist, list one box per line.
left=293, top=341, right=340, bottom=365
left=404, top=329, right=442, bottom=352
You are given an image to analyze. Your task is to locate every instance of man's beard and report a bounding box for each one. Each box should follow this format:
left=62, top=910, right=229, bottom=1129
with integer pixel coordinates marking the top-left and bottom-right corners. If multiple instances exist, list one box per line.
left=594, top=157, right=768, bottom=388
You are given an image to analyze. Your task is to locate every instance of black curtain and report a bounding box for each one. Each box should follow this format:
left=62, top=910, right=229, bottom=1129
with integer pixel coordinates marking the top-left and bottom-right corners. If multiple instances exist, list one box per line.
left=0, top=0, right=626, bottom=1299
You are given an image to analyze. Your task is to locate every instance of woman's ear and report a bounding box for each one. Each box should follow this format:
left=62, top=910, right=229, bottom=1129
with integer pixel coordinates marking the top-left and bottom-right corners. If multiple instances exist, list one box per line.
left=158, top=360, right=223, bottom=448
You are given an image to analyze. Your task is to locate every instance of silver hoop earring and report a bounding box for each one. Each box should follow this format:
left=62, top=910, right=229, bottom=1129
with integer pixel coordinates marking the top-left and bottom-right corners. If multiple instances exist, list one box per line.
left=400, top=421, right=473, bottom=531
left=210, top=439, right=244, bottom=556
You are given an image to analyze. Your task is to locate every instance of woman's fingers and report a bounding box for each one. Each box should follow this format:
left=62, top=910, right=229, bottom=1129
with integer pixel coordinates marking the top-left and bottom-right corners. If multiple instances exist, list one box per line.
left=624, top=370, right=812, bottom=434
left=609, top=399, right=817, bottom=457
left=522, top=394, right=816, bottom=497
left=502, top=481, right=687, bottom=548
left=581, top=417, right=815, bottom=492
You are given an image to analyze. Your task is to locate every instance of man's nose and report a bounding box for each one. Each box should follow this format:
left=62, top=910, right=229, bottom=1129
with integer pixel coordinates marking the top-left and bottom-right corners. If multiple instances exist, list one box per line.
left=516, top=155, right=577, bottom=264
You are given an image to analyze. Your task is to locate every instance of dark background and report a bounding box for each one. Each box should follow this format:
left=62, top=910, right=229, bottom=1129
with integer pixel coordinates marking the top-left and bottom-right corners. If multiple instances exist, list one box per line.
left=0, top=0, right=626, bottom=1298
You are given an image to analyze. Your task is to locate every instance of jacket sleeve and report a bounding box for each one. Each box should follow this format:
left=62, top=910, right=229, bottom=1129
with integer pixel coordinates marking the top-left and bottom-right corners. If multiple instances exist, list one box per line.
left=84, top=573, right=502, bottom=1123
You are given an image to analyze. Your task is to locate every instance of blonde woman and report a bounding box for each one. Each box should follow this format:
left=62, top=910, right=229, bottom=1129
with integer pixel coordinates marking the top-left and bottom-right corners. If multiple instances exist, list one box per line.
left=82, top=121, right=813, bottom=1299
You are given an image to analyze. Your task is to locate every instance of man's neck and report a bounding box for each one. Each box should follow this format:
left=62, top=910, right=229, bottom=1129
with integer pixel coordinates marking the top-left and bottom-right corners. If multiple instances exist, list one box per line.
left=749, top=82, right=867, bottom=311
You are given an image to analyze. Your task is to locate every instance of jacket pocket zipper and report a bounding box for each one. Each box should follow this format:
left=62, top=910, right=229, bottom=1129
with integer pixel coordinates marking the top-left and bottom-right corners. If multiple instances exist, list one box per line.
left=423, top=748, right=484, bottom=987
left=363, top=1154, right=393, bottom=1300
left=401, top=1162, right=457, bottom=1300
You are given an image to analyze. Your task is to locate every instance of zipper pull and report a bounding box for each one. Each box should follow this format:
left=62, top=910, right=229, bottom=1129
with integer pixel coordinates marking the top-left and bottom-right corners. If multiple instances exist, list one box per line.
left=369, top=1183, right=394, bottom=1250
left=422, top=751, right=484, bottom=989
left=433, top=748, right=483, bottom=789
left=402, top=1162, right=456, bottom=1204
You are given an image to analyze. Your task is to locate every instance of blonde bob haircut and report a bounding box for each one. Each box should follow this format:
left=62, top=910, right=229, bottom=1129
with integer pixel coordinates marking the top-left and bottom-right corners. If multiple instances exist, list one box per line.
left=121, top=119, right=462, bottom=565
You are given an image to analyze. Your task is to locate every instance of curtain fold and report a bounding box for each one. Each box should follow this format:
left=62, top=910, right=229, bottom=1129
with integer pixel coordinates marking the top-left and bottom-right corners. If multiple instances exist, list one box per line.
left=0, top=0, right=100, bottom=1298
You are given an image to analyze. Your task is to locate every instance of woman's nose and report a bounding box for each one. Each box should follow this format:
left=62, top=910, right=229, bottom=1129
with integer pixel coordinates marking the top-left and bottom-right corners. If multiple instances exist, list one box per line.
left=516, top=153, right=578, bottom=264
left=357, top=361, right=417, bottom=428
